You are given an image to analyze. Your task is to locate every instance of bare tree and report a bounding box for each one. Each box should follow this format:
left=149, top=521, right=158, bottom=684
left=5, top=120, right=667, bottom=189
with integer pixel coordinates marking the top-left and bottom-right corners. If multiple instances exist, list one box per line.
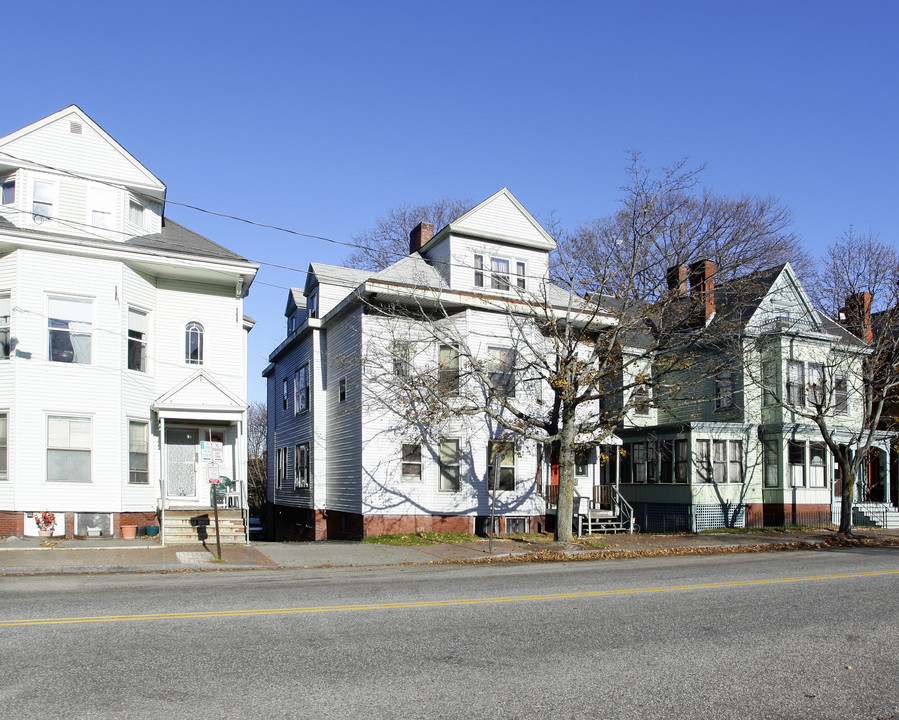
left=247, top=400, right=267, bottom=515
left=798, top=231, right=899, bottom=534
left=558, top=152, right=810, bottom=298
left=346, top=197, right=473, bottom=271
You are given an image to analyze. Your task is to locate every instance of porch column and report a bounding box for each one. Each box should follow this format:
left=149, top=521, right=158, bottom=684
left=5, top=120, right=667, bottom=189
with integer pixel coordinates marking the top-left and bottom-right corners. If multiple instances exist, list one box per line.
left=160, top=417, right=167, bottom=547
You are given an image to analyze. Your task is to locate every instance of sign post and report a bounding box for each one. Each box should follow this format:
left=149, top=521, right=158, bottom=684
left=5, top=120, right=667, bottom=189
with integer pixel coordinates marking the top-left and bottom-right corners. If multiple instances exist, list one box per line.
left=207, top=462, right=223, bottom=560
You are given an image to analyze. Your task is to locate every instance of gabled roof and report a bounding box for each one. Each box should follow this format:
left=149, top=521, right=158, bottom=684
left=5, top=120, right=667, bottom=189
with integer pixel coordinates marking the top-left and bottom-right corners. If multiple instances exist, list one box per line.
left=0, top=105, right=166, bottom=199
left=127, top=218, right=249, bottom=262
left=373, top=252, right=449, bottom=289
left=423, top=188, right=556, bottom=253
left=303, top=262, right=373, bottom=295
left=285, top=288, right=306, bottom=316
left=153, top=370, right=247, bottom=421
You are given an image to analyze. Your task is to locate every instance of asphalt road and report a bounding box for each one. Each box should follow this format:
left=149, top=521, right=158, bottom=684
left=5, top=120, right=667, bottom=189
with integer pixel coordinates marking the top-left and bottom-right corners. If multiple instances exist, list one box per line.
left=1, top=546, right=898, bottom=720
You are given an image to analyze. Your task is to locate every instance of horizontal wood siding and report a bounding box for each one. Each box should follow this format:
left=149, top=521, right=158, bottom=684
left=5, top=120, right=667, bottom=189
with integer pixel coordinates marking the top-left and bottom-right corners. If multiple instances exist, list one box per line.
left=5, top=113, right=161, bottom=188
left=452, top=192, right=549, bottom=247
left=326, top=310, right=363, bottom=512
left=444, top=235, right=550, bottom=295
left=269, top=332, right=316, bottom=508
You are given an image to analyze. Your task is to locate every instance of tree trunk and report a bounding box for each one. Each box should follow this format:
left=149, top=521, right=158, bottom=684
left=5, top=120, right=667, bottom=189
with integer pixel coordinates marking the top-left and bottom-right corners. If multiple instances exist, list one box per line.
left=554, top=419, right=578, bottom=542
left=839, top=465, right=855, bottom=536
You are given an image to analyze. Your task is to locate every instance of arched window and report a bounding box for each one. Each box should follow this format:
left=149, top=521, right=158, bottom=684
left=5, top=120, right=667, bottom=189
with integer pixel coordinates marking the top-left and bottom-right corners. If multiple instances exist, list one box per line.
left=185, top=322, right=204, bottom=365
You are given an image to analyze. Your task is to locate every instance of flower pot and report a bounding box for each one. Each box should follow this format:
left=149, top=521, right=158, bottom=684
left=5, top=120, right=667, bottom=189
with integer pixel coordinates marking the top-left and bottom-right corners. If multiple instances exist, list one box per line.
left=38, top=530, right=52, bottom=538
left=121, top=525, right=138, bottom=540
left=145, top=525, right=159, bottom=538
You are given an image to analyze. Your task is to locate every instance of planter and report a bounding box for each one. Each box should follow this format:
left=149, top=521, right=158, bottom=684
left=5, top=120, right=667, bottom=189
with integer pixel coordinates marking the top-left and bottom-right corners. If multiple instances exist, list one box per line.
left=38, top=530, right=53, bottom=538
left=121, top=525, right=138, bottom=540
left=145, top=526, right=159, bottom=538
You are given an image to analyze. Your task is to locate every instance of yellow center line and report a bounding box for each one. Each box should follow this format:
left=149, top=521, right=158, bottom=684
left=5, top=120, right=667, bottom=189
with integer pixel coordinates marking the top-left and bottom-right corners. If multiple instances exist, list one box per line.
left=2, top=569, right=897, bottom=628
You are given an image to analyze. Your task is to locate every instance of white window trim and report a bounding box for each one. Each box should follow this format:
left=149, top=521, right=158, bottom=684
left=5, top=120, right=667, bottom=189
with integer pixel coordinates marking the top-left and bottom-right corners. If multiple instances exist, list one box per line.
left=86, top=185, right=116, bottom=232
left=294, top=442, right=312, bottom=490
left=127, top=306, right=149, bottom=373
left=401, top=443, right=423, bottom=483
left=127, top=418, right=150, bottom=485
left=438, top=438, right=461, bottom=492
left=31, top=176, right=58, bottom=226
left=46, top=413, right=93, bottom=484
left=47, top=294, right=94, bottom=365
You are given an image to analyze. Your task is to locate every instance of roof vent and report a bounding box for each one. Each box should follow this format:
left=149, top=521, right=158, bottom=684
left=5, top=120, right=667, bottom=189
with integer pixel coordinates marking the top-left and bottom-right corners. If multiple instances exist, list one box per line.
left=69, top=120, right=82, bottom=135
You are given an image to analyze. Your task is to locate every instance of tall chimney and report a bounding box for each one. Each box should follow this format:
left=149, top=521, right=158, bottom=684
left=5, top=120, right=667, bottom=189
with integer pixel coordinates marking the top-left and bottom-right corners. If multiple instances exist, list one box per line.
left=409, top=221, right=434, bottom=254
left=666, top=264, right=690, bottom=296
left=689, top=259, right=716, bottom=326
left=842, top=292, right=873, bottom=343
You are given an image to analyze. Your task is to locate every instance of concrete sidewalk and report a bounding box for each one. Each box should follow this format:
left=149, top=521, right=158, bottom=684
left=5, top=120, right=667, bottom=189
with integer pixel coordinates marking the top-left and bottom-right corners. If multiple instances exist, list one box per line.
left=1, top=528, right=897, bottom=575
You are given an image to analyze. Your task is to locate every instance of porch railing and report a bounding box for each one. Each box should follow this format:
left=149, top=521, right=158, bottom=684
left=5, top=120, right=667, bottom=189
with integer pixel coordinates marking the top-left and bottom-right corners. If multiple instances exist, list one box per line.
left=542, top=483, right=635, bottom=533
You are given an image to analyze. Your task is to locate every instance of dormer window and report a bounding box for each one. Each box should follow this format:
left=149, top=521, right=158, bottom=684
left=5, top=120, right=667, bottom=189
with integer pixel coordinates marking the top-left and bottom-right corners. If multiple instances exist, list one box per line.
left=88, top=187, right=115, bottom=230
left=491, top=258, right=510, bottom=291
left=129, top=200, right=145, bottom=228
left=1, top=179, right=14, bottom=206
left=308, top=290, right=319, bottom=319
left=288, top=315, right=296, bottom=334
left=32, top=180, right=55, bottom=222
left=516, top=262, right=526, bottom=290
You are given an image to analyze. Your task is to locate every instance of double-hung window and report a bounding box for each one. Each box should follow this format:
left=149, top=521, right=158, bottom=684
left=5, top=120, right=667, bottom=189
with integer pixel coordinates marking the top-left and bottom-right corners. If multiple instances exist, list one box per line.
left=809, top=443, right=826, bottom=487
left=1, top=179, right=14, bottom=206
left=474, top=255, right=485, bottom=288
left=632, top=384, right=651, bottom=416
left=709, top=440, right=743, bottom=483
left=487, top=441, right=515, bottom=491
left=283, top=379, right=289, bottom=410
left=295, top=443, right=311, bottom=489
left=47, top=416, right=92, bottom=483
left=439, top=439, right=460, bottom=491
left=391, top=340, right=411, bottom=378
left=488, top=347, right=516, bottom=397
left=307, top=291, right=319, bottom=319
left=296, top=364, right=310, bottom=413
left=515, top=262, right=526, bottom=290
left=491, top=258, right=510, bottom=290
left=834, top=375, right=848, bottom=414
left=185, top=322, right=204, bottom=365
left=32, top=180, right=55, bottom=222
left=401, top=443, right=422, bottom=482
left=275, top=447, right=287, bottom=489
left=49, top=296, right=92, bottom=364
left=807, top=363, right=825, bottom=406
left=763, top=440, right=779, bottom=488
left=674, top=439, right=689, bottom=483
left=789, top=441, right=805, bottom=487
left=129, top=199, right=145, bottom=228
left=574, top=449, right=591, bottom=477
left=128, top=421, right=149, bottom=484
left=714, top=372, right=734, bottom=410
left=438, top=344, right=459, bottom=394
left=696, top=440, right=712, bottom=483
left=127, top=308, right=147, bottom=372
left=787, top=361, right=805, bottom=406
left=0, top=293, right=9, bottom=359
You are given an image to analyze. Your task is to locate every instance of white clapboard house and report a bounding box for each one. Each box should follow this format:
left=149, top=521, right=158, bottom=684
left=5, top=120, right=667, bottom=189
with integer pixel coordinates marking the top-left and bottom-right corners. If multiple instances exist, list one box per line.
left=0, top=106, right=257, bottom=542
left=264, top=189, right=625, bottom=540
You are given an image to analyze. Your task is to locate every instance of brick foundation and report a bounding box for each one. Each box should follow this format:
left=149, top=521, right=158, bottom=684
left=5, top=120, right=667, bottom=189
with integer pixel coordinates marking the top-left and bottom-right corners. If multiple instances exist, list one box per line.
left=0, top=511, right=160, bottom=538
left=760, top=503, right=832, bottom=527
left=0, top=511, right=24, bottom=537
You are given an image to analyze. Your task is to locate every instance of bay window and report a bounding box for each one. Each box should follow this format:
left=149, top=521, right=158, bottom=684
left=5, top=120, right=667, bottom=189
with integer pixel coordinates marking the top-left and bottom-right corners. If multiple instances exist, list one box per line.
left=49, top=296, right=92, bottom=364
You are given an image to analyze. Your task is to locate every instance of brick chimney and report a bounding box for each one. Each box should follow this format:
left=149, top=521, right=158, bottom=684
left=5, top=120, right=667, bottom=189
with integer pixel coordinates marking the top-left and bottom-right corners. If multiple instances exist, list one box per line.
left=689, top=259, right=716, bottom=326
left=841, top=292, right=873, bottom=343
left=666, top=264, right=690, bottom=296
left=409, top=221, right=434, bottom=254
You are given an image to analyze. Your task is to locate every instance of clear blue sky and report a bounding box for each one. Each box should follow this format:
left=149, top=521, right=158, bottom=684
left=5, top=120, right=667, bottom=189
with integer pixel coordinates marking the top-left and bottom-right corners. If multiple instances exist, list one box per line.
left=4, top=1, right=897, bottom=402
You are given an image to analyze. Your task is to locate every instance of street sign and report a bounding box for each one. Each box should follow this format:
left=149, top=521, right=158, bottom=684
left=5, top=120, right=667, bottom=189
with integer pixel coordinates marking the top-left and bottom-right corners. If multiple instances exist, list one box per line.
left=207, top=463, right=221, bottom=483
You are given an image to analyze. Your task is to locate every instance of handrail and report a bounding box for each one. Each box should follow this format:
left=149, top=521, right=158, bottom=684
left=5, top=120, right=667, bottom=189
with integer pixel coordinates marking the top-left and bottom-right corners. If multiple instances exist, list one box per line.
left=609, top=485, right=636, bottom=534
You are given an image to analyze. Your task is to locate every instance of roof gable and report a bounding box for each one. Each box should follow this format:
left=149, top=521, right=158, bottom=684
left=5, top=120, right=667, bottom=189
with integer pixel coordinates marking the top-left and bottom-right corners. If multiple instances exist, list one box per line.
left=0, top=106, right=165, bottom=199
left=154, top=370, right=246, bottom=412
left=424, top=188, right=556, bottom=252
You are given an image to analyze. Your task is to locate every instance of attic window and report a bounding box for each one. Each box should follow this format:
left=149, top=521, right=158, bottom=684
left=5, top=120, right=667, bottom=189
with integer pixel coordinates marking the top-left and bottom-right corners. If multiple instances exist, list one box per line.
left=69, top=121, right=82, bottom=135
